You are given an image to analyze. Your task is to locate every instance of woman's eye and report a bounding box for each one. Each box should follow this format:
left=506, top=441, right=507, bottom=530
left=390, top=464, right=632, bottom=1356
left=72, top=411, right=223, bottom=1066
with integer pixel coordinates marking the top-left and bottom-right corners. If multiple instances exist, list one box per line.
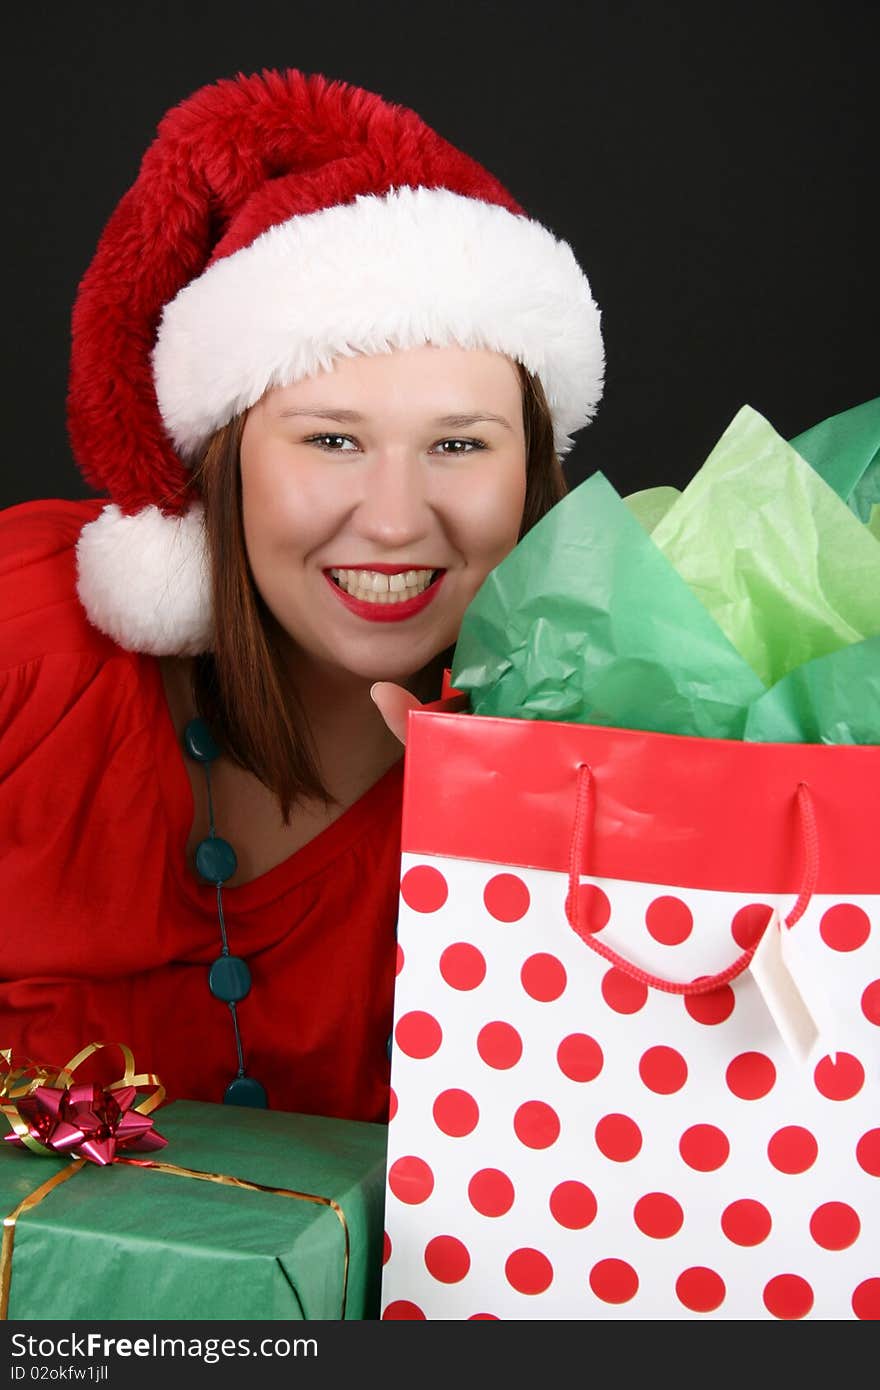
left=307, top=434, right=358, bottom=451
left=433, top=438, right=486, bottom=455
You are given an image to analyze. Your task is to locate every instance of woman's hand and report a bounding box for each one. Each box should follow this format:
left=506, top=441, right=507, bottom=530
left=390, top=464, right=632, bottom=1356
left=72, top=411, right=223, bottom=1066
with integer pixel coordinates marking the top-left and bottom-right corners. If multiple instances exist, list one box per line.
left=370, top=682, right=424, bottom=746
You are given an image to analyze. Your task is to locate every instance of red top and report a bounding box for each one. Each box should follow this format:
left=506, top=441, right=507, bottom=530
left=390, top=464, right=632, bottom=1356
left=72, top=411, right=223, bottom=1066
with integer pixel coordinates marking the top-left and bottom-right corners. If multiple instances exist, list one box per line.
left=0, top=499, right=404, bottom=1121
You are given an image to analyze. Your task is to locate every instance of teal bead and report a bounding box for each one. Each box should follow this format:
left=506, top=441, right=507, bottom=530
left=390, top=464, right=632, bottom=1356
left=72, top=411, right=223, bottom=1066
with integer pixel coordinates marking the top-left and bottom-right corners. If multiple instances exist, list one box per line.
left=224, top=1076, right=268, bottom=1108
left=184, top=718, right=221, bottom=764
left=195, top=836, right=237, bottom=884
left=209, top=954, right=252, bottom=1002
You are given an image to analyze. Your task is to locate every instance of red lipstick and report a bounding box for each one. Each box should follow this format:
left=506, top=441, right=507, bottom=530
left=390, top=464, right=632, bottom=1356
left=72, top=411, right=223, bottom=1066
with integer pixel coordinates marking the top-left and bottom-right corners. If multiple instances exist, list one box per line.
left=323, top=569, right=445, bottom=623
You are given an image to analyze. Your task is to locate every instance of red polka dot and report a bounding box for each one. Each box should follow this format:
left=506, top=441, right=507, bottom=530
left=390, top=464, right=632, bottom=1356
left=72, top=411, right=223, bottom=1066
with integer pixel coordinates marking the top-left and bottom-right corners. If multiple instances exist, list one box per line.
left=814, top=1051, right=864, bottom=1100
left=401, top=864, right=448, bottom=913
left=676, top=1266, right=726, bottom=1313
left=601, top=968, right=648, bottom=1015
left=557, top=1033, right=603, bottom=1082
left=861, top=979, right=880, bottom=1026
left=521, top=953, right=567, bottom=1002
left=549, top=1181, right=597, bottom=1230
left=433, top=1088, right=479, bottom=1137
left=468, top=1168, right=515, bottom=1218
left=505, top=1248, right=553, bottom=1295
left=646, top=895, right=693, bottom=945
left=819, top=902, right=870, bottom=952
left=395, top=943, right=404, bottom=976
left=388, top=1087, right=398, bottom=1122
left=382, top=1231, right=391, bottom=1265
left=763, top=1274, right=814, bottom=1320
left=595, top=1113, right=643, bottom=1162
left=726, top=1051, right=776, bottom=1100
left=483, top=873, right=530, bottom=922
left=440, top=943, right=486, bottom=991
left=856, top=1128, right=880, bottom=1177
left=514, top=1101, right=560, bottom=1149
left=382, top=1300, right=425, bottom=1319
left=477, top=1021, right=523, bottom=1070
left=639, top=1045, right=688, bottom=1094
left=721, top=1199, right=772, bottom=1246
left=809, top=1201, right=861, bottom=1250
left=680, top=1124, right=730, bottom=1171
left=852, top=1278, right=880, bottom=1321
left=388, top=1156, right=435, bottom=1204
left=684, top=984, right=735, bottom=1025
left=767, top=1126, right=818, bottom=1174
left=633, top=1192, right=683, bottom=1239
left=589, top=1259, right=639, bottom=1304
left=425, top=1235, right=471, bottom=1284
left=468, top=1313, right=500, bottom=1320
left=395, top=1010, right=442, bottom=1059
left=731, top=902, right=773, bottom=949
left=571, top=882, right=611, bottom=934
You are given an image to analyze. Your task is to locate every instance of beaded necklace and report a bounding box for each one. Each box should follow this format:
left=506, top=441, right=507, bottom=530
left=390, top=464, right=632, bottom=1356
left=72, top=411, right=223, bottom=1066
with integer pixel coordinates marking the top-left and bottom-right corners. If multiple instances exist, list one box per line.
left=183, top=718, right=268, bottom=1108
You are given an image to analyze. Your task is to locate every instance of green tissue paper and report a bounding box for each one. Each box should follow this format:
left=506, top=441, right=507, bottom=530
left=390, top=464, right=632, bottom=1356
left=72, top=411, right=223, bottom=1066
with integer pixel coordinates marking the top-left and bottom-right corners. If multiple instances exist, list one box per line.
left=451, top=399, right=880, bottom=745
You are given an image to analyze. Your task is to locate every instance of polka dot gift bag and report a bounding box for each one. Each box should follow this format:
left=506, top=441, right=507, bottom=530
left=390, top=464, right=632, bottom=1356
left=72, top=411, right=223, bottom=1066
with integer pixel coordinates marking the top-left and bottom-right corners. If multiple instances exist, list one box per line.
left=381, top=712, right=879, bottom=1321
left=381, top=402, right=880, bottom=1321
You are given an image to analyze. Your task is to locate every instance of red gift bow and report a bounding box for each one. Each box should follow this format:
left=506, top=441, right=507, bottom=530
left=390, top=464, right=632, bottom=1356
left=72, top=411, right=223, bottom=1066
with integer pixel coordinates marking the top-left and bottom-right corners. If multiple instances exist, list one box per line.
left=1, top=1043, right=166, bottom=1166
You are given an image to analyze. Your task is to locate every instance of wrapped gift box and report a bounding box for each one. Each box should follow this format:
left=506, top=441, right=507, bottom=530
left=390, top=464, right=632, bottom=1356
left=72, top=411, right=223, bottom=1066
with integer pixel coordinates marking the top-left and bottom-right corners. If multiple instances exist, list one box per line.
left=1, top=1099, right=387, bottom=1320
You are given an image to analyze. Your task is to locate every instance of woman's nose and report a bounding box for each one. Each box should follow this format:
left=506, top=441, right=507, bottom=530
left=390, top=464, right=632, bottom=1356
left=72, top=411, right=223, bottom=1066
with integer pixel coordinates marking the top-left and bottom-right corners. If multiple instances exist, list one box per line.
left=351, top=449, right=432, bottom=548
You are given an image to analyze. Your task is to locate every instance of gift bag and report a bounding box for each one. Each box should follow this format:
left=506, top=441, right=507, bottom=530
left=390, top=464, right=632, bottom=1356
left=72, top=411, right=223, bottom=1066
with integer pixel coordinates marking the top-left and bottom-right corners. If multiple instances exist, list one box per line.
left=380, top=710, right=880, bottom=1321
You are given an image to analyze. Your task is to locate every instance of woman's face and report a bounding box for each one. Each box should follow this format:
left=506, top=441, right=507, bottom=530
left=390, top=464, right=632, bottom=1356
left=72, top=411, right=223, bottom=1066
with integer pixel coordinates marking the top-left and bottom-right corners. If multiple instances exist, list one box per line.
left=239, top=344, right=527, bottom=689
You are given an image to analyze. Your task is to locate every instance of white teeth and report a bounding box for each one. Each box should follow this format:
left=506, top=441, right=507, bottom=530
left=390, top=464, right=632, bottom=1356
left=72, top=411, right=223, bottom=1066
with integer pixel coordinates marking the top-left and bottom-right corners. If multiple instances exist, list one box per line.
left=329, top=567, right=437, bottom=601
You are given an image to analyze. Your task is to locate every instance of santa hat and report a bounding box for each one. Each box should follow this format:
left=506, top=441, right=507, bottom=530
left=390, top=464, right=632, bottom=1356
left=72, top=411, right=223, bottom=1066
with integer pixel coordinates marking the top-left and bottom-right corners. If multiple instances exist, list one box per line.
left=69, top=67, right=604, bottom=655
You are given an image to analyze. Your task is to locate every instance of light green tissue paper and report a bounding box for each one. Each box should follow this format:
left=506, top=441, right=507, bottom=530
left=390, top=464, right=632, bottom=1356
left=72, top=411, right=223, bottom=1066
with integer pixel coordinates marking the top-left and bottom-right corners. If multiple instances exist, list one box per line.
left=650, top=405, right=880, bottom=687
left=623, top=485, right=681, bottom=533
left=451, top=471, right=766, bottom=739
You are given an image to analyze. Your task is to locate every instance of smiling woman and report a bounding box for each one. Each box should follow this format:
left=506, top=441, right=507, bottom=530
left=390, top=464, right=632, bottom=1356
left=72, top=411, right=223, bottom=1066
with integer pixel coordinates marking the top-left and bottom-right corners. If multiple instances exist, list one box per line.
left=185, top=345, right=554, bottom=821
left=0, top=67, right=601, bottom=1122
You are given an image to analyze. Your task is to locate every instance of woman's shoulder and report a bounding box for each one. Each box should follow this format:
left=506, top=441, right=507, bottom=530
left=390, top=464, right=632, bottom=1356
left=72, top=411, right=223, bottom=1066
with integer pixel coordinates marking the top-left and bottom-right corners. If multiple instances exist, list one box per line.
left=0, top=495, right=105, bottom=565
left=0, top=496, right=119, bottom=669
left=0, top=497, right=162, bottom=784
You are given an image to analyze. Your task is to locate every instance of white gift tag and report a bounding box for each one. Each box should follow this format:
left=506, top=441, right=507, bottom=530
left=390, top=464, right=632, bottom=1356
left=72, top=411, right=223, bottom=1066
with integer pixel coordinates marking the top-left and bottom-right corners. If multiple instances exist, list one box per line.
left=749, top=908, right=837, bottom=1063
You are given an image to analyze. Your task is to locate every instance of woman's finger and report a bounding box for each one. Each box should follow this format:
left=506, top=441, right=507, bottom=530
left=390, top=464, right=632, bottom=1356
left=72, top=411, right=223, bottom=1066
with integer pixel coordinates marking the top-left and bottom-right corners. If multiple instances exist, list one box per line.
left=370, top=682, right=423, bottom=746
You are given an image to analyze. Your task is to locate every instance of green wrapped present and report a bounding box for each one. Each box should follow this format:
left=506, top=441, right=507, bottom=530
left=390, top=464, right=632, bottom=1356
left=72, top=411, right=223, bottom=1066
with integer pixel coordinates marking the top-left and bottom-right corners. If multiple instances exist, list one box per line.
left=1, top=1099, right=387, bottom=1321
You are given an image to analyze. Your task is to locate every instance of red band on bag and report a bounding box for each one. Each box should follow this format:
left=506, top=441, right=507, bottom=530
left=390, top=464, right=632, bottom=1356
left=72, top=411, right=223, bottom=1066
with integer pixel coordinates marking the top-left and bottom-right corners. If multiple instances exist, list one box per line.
left=402, top=713, right=878, bottom=894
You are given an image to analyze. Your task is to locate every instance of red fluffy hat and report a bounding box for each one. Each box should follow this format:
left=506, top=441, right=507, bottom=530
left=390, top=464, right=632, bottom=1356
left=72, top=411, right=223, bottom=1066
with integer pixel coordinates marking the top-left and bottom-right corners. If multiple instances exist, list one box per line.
left=69, top=68, right=604, bottom=655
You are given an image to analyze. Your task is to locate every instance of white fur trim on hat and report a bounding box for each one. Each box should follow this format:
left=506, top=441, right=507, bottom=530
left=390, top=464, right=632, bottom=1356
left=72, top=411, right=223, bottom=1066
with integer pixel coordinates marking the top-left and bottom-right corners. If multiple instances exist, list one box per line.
left=76, top=503, right=212, bottom=656
left=153, top=186, right=603, bottom=459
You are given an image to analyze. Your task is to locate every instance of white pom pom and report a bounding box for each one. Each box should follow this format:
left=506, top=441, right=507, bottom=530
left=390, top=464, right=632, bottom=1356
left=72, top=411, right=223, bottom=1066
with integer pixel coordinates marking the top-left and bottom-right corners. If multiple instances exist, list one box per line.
left=76, top=503, right=213, bottom=655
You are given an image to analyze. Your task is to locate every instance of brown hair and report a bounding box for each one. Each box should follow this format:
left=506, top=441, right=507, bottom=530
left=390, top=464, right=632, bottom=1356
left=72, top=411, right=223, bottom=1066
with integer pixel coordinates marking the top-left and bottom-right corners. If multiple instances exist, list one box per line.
left=190, top=363, right=568, bottom=819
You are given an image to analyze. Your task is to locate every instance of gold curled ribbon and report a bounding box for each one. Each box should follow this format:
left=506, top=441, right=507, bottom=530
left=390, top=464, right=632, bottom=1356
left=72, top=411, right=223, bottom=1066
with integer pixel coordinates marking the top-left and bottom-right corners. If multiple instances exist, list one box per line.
left=1, top=1041, right=165, bottom=1156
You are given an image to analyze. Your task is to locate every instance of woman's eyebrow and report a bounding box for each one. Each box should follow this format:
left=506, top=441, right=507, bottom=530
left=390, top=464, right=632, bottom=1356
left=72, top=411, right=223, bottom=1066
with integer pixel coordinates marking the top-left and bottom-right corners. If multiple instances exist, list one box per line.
left=278, top=407, right=513, bottom=431
left=434, top=413, right=513, bottom=431
left=277, top=407, right=364, bottom=422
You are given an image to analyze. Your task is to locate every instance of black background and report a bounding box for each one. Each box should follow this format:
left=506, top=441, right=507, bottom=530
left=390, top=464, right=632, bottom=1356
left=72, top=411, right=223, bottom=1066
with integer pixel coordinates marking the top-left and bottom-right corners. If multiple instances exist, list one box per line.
left=5, top=0, right=877, bottom=510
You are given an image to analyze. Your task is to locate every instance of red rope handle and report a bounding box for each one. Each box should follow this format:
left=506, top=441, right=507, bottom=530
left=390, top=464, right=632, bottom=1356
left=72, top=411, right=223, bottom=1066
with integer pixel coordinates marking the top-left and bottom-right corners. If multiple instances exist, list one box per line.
left=565, top=765, right=819, bottom=996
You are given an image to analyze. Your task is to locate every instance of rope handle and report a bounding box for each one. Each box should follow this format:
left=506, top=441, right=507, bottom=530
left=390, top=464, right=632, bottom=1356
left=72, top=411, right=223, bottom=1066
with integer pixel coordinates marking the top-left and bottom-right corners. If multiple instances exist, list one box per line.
left=564, top=764, right=819, bottom=996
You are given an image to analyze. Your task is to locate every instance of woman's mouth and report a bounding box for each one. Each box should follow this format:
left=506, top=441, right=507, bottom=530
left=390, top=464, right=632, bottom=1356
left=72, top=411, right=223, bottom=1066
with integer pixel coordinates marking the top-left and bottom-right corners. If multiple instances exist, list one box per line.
left=324, top=567, right=445, bottom=622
